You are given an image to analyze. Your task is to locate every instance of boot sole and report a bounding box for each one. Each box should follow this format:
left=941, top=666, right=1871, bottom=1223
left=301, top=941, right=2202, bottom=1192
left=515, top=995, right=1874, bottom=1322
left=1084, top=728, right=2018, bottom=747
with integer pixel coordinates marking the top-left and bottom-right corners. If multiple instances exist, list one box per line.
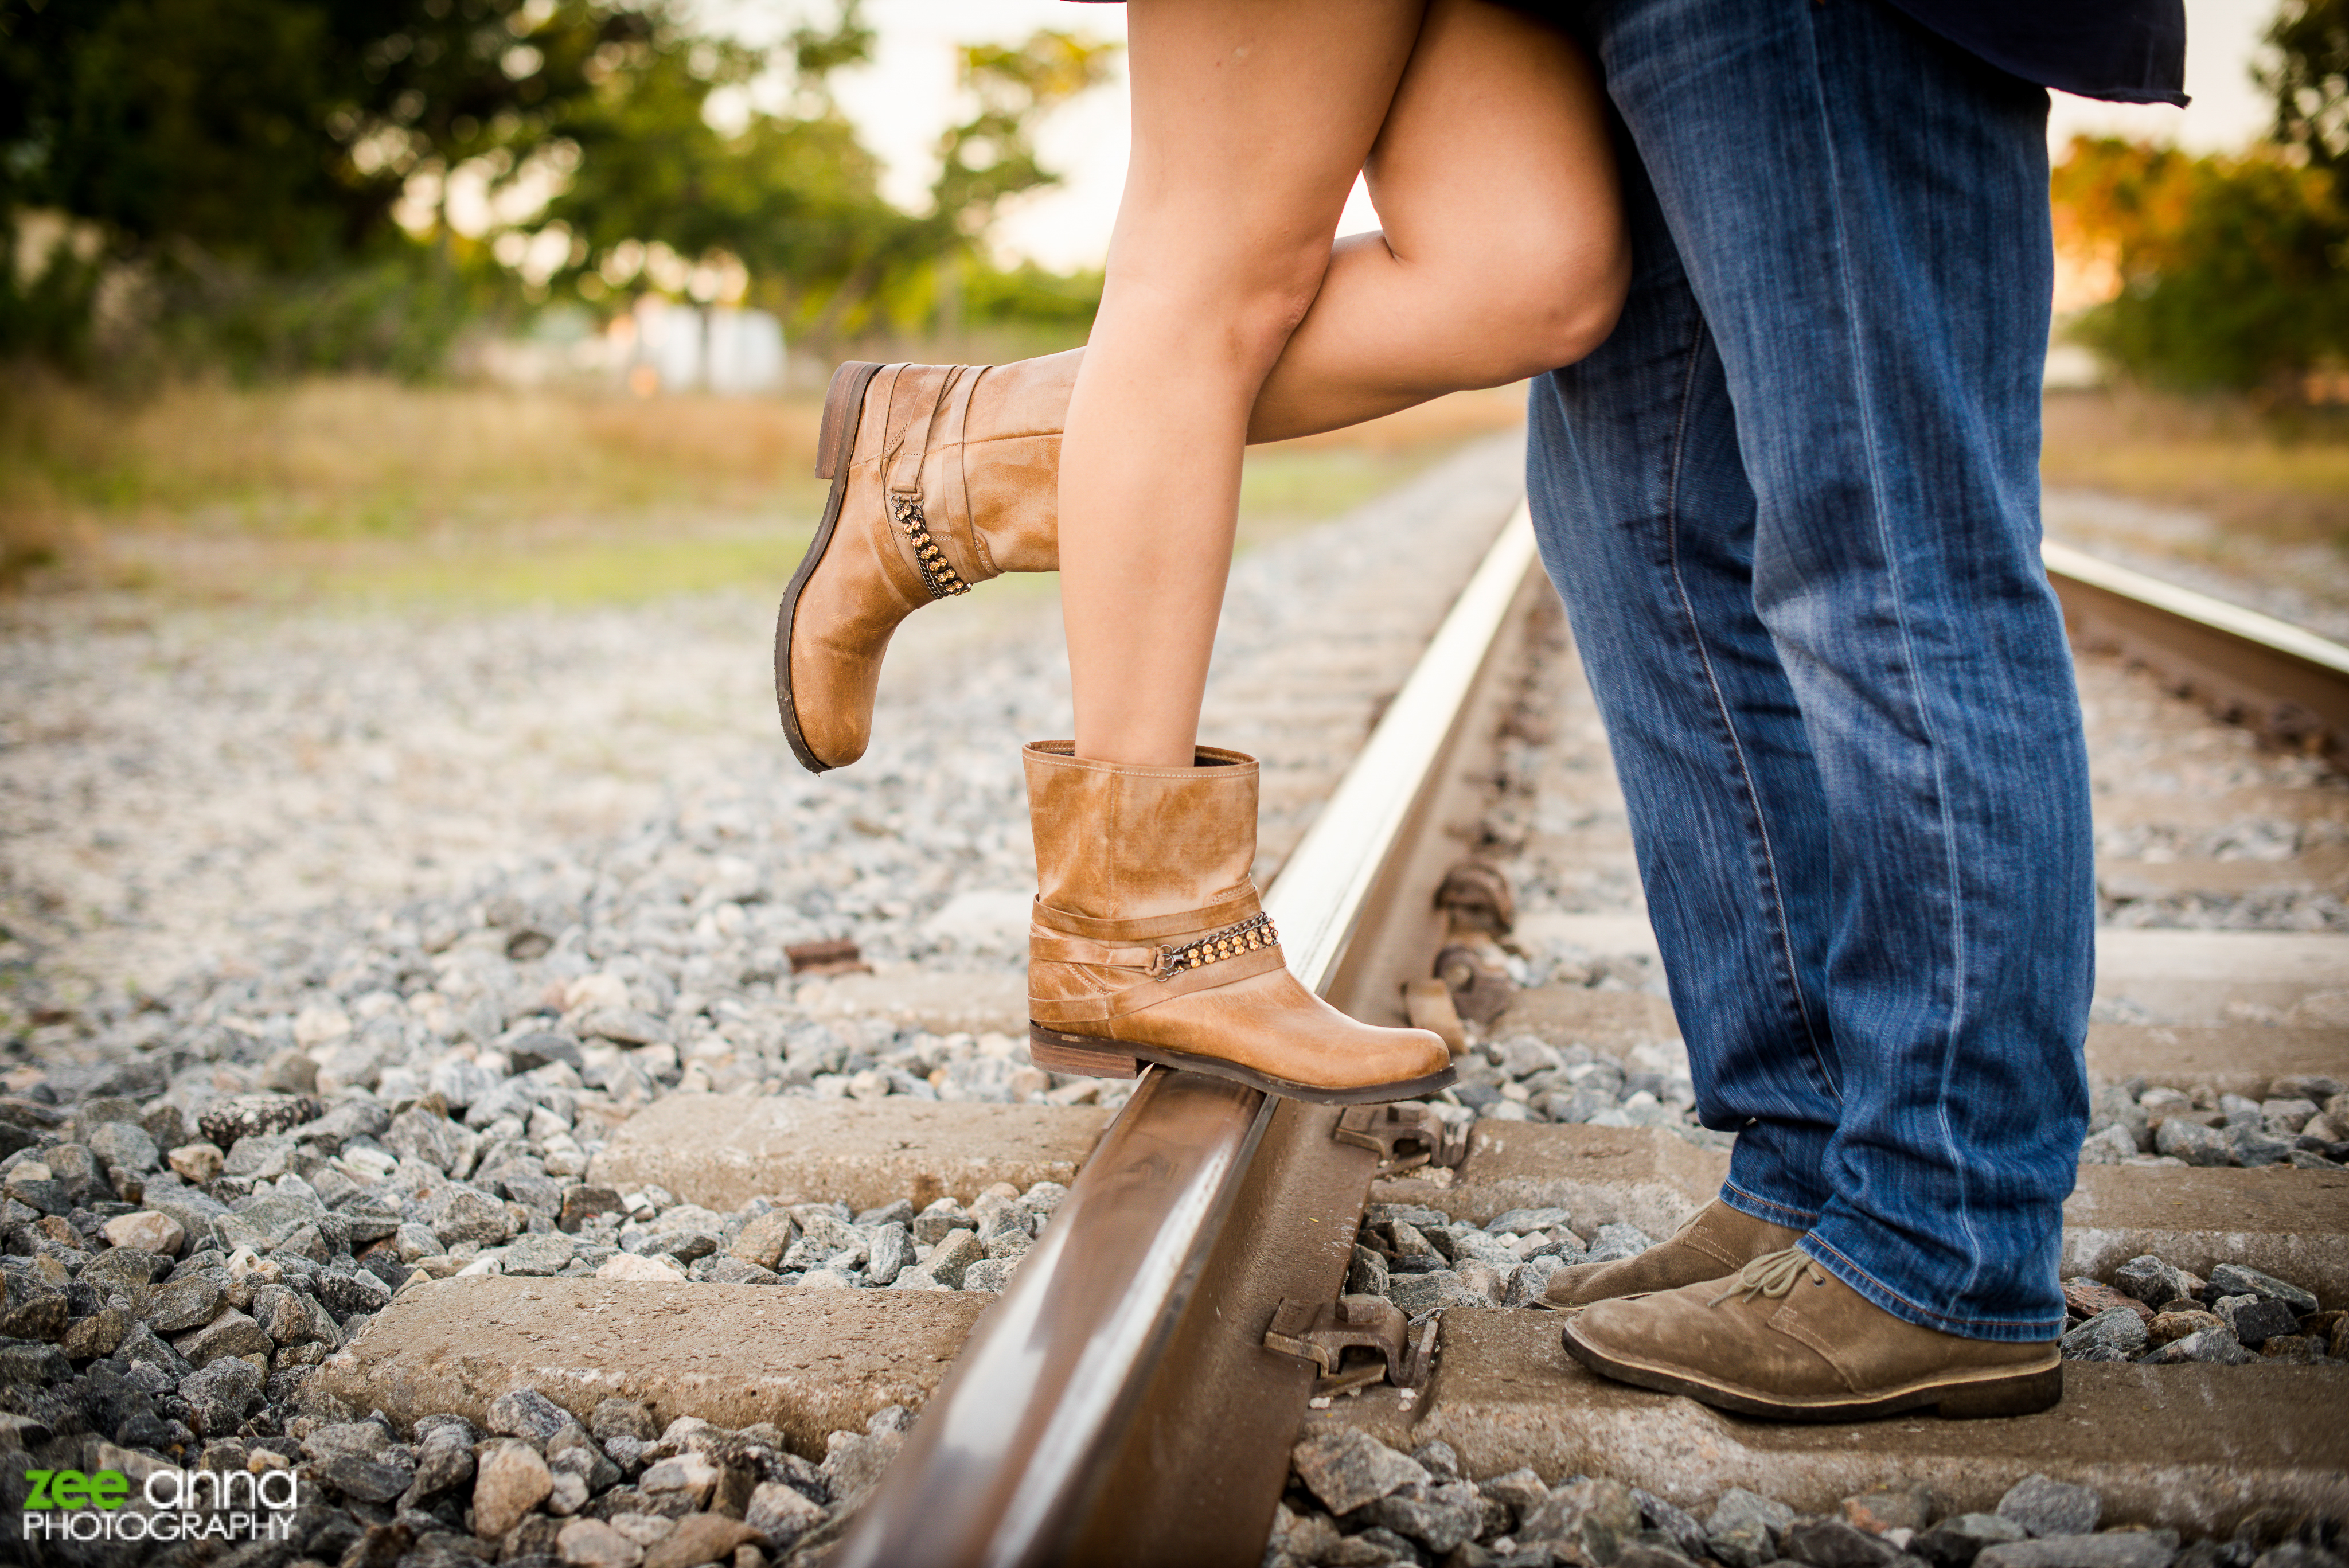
left=1029, top=1024, right=1456, bottom=1106
left=1560, top=1319, right=2064, bottom=1421
left=774, top=360, right=887, bottom=775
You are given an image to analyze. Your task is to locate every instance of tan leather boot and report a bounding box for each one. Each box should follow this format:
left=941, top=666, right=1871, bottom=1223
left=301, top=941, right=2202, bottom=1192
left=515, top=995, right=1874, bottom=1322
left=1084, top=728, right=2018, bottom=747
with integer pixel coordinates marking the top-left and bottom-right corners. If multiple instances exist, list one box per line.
left=775, top=352, right=1079, bottom=773
left=1562, top=1247, right=2063, bottom=1421
left=1023, top=742, right=1457, bottom=1104
left=1541, top=1199, right=1802, bottom=1310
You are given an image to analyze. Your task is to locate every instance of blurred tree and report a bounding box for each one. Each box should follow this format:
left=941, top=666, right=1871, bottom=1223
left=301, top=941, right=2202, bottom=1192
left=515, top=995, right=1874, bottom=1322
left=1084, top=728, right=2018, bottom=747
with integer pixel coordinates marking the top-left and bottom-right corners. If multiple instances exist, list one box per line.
left=2053, top=137, right=2349, bottom=397
left=932, top=32, right=1120, bottom=243
left=550, top=22, right=1117, bottom=345
left=2262, top=0, right=2349, bottom=174
left=2047, top=1, right=2349, bottom=402
left=0, top=0, right=649, bottom=372
left=963, top=260, right=1105, bottom=332
left=540, top=3, right=920, bottom=339
left=0, top=0, right=635, bottom=268
left=0, top=0, right=1116, bottom=372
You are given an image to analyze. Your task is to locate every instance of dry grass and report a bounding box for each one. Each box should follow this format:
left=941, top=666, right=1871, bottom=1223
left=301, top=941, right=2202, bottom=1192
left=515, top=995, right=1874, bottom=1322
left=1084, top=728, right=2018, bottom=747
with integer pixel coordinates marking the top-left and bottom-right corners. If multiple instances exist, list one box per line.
left=1237, top=383, right=1528, bottom=549
left=1, top=371, right=826, bottom=535
left=0, top=369, right=830, bottom=603
left=0, top=368, right=1530, bottom=606
left=2042, top=388, right=2349, bottom=551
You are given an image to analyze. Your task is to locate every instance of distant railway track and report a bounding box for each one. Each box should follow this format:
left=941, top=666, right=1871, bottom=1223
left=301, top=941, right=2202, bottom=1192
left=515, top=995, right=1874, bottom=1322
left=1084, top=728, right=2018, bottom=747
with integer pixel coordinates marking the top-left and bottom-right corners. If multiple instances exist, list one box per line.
left=2046, top=538, right=2349, bottom=771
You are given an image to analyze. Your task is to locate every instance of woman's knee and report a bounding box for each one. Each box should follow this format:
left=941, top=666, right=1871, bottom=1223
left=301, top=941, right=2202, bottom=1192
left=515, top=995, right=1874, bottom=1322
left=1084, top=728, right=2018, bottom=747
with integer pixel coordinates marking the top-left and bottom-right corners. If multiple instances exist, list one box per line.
left=1460, top=229, right=1631, bottom=378
left=1103, top=234, right=1333, bottom=372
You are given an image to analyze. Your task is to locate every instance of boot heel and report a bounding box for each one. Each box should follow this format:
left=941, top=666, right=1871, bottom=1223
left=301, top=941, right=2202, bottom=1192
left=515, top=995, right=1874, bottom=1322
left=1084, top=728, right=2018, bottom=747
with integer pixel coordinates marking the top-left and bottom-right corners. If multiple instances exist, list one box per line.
left=1934, top=1364, right=2063, bottom=1419
left=815, top=362, right=884, bottom=479
left=1028, top=1025, right=1141, bottom=1079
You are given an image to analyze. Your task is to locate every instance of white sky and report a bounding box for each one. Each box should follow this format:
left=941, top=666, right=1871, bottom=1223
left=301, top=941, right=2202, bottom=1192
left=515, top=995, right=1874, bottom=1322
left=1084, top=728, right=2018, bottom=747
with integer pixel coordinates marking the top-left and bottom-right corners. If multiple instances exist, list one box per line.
left=2044, top=0, right=2274, bottom=155
left=818, top=0, right=2277, bottom=272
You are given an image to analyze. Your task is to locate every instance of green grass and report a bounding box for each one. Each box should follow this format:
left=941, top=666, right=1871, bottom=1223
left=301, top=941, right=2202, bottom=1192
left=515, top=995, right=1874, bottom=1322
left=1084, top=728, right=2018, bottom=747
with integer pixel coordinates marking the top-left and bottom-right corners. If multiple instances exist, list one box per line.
left=284, top=527, right=816, bottom=609
left=2043, top=388, right=2349, bottom=552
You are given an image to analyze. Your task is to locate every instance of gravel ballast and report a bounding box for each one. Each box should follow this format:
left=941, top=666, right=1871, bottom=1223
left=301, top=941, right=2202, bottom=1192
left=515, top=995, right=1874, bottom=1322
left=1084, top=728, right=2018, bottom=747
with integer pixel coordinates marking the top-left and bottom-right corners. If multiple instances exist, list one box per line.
left=6, top=446, right=2346, bottom=1563
left=1265, top=1434, right=2344, bottom=1568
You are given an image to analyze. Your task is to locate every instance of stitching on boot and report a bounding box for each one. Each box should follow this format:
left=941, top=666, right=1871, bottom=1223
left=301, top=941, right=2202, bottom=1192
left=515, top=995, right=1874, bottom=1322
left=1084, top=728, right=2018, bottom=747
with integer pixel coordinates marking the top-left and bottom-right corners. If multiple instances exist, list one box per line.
left=1680, top=1233, right=1739, bottom=1273
left=1767, top=1301, right=1860, bottom=1391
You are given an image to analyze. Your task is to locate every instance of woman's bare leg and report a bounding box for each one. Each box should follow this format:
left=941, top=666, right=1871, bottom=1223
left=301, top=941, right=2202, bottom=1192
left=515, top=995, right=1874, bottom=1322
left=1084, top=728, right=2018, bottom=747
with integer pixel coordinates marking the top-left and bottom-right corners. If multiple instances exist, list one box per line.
left=1250, top=0, right=1627, bottom=441
left=1062, top=0, right=1624, bottom=766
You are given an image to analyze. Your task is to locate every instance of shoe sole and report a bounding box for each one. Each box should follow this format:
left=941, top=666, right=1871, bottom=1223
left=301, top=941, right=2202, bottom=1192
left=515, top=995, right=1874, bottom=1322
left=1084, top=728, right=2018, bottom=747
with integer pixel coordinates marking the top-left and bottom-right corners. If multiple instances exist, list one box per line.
left=774, top=360, right=887, bottom=775
left=1029, top=1023, right=1457, bottom=1106
left=1560, top=1319, right=2063, bottom=1421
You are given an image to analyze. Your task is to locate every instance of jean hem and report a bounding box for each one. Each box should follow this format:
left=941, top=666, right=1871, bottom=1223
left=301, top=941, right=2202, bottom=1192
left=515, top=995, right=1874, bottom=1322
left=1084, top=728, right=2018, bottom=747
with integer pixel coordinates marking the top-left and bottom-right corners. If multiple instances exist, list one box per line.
left=1719, top=1181, right=1820, bottom=1230
left=1798, top=1235, right=2064, bottom=1343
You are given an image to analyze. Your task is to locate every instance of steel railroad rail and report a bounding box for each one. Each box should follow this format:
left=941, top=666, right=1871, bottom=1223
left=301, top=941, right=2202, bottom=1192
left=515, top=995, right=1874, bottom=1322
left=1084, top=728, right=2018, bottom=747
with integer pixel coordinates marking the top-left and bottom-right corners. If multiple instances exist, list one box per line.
left=830, top=504, right=1545, bottom=1568
left=2044, top=538, right=2349, bottom=768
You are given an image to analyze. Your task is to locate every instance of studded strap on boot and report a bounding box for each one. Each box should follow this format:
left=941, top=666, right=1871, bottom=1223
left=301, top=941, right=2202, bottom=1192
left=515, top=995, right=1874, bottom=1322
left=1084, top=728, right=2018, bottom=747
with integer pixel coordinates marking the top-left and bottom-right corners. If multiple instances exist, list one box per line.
left=1022, top=742, right=1457, bottom=1105
left=775, top=352, right=1079, bottom=773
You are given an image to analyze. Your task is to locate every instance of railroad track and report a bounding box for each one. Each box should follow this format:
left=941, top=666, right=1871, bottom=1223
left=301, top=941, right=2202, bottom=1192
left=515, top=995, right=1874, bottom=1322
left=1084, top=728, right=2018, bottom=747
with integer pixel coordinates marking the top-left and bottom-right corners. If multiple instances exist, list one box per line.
left=315, top=504, right=2349, bottom=1563
left=2044, top=539, right=2349, bottom=773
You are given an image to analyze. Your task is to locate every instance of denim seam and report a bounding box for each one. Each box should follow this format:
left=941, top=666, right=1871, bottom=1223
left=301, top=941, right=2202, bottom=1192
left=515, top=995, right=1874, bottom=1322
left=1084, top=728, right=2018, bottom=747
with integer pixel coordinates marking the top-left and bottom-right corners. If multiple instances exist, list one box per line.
left=1800, top=1235, right=2059, bottom=1336
left=1657, top=323, right=1837, bottom=1101
left=1797, top=7, right=1982, bottom=1291
left=1720, top=1180, right=1819, bottom=1229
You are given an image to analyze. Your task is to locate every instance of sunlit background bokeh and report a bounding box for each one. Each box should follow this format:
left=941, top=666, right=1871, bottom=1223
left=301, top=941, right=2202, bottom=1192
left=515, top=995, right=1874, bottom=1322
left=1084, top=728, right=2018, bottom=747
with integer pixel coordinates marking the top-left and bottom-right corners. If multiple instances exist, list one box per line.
left=0, top=0, right=2343, bottom=616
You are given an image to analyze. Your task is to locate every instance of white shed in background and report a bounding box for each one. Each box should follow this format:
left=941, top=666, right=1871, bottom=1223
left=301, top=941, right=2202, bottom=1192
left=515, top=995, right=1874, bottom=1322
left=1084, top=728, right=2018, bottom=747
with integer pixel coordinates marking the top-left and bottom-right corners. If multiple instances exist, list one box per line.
left=619, top=298, right=785, bottom=396
left=705, top=307, right=787, bottom=395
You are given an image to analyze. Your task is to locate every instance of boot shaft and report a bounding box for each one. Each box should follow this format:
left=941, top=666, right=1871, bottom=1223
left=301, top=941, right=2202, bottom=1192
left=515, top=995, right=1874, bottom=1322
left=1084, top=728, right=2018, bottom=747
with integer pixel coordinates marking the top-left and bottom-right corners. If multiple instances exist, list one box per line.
left=1022, top=742, right=1259, bottom=924
left=965, top=349, right=1078, bottom=576
left=855, top=350, right=1078, bottom=587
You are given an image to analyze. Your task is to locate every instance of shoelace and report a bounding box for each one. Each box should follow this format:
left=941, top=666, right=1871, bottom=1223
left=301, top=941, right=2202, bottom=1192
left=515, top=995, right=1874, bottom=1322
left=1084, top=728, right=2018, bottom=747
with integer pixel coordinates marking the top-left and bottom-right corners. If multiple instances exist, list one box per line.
left=1707, top=1246, right=1825, bottom=1308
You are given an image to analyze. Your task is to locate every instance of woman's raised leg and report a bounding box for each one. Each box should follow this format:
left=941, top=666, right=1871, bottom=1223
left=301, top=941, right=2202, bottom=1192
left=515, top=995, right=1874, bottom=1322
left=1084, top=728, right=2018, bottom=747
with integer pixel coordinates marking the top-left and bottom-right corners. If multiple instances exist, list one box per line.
left=1021, top=1, right=1465, bottom=1103
left=1250, top=0, right=1627, bottom=440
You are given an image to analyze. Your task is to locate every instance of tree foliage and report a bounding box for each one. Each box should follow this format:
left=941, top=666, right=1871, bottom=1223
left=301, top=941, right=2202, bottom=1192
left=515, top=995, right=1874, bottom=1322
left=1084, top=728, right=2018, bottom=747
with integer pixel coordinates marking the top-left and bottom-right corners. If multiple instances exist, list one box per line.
left=544, top=20, right=1115, bottom=340
left=934, top=32, right=1120, bottom=241
left=2048, top=1, right=2349, bottom=401
left=0, top=0, right=635, bottom=269
left=2262, top=0, right=2349, bottom=175
left=2053, top=138, right=2349, bottom=397
left=0, top=0, right=1115, bottom=373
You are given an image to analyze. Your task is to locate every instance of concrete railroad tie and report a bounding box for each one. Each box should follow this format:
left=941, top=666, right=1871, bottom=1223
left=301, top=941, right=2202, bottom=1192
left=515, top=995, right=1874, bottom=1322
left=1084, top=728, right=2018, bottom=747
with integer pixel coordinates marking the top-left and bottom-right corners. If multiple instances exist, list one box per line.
left=326, top=1086, right=2349, bottom=1537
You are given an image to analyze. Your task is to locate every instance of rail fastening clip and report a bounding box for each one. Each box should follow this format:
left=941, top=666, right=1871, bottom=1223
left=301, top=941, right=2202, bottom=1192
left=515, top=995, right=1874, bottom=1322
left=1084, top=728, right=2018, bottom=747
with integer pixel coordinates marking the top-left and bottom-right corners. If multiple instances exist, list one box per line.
left=1262, top=1293, right=1438, bottom=1397
left=1332, top=1103, right=1468, bottom=1174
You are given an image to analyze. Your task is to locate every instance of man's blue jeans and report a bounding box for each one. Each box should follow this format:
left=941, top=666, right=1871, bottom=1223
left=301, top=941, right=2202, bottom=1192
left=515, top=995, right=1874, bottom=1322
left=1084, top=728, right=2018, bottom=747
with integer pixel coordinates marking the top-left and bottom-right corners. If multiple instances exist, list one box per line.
left=1528, top=0, right=2093, bottom=1340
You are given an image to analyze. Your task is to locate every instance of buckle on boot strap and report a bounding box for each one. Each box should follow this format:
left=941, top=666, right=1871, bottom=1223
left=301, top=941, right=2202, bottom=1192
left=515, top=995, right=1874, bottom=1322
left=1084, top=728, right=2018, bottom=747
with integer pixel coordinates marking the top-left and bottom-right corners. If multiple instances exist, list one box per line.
left=1148, top=912, right=1279, bottom=980
left=1263, top=1294, right=1438, bottom=1397
left=1333, top=1103, right=1467, bottom=1174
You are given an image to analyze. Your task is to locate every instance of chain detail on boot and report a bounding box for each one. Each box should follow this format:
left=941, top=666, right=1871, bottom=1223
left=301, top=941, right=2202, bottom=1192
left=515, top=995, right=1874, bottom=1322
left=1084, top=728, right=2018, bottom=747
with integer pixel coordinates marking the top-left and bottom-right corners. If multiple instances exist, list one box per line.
left=1028, top=892, right=1290, bottom=1027
left=891, top=493, right=970, bottom=600
left=1150, top=912, right=1279, bottom=978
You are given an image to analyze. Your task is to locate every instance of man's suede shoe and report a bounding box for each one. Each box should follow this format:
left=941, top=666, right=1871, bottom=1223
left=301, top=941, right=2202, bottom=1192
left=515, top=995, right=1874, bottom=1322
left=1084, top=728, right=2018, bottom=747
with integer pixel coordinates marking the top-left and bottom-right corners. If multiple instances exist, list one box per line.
left=1562, top=1247, right=2063, bottom=1421
left=1540, top=1199, right=1802, bottom=1310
